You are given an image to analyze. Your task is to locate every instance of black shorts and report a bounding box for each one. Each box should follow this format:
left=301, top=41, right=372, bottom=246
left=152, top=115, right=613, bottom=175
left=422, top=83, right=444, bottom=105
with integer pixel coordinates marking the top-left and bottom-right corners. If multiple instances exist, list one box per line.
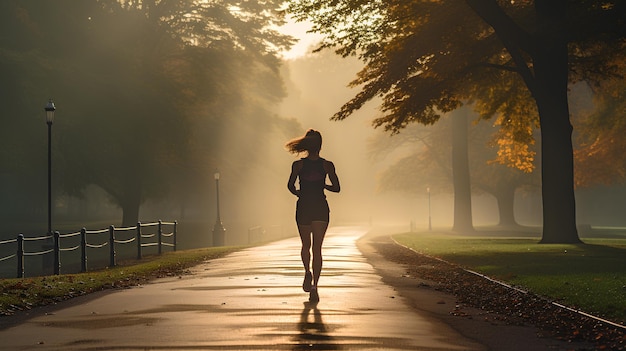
left=296, top=198, right=330, bottom=225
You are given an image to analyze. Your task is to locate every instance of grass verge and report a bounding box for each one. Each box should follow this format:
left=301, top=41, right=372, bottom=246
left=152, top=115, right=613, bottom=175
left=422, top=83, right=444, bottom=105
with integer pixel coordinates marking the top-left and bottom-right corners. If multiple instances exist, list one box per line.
left=393, top=231, right=626, bottom=324
left=0, top=246, right=241, bottom=316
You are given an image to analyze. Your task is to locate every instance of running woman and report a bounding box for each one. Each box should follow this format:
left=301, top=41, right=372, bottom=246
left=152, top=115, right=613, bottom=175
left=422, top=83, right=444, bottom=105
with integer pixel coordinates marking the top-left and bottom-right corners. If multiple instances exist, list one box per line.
left=286, top=129, right=341, bottom=302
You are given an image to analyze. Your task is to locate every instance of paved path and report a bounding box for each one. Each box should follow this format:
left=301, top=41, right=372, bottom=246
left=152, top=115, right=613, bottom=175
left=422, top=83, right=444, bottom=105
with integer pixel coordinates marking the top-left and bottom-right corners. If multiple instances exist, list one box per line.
left=0, top=226, right=485, bottom=350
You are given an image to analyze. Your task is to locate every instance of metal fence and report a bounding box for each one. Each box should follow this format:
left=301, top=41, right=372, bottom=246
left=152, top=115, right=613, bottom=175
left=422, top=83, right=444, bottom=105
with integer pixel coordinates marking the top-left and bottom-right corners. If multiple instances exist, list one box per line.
left=0, top=220, right=176, bottom=278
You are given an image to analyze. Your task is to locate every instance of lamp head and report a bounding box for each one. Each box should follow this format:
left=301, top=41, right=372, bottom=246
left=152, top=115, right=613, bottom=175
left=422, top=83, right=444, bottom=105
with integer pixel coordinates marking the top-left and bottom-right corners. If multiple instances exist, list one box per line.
left=44, top=99, right=56, bottom=124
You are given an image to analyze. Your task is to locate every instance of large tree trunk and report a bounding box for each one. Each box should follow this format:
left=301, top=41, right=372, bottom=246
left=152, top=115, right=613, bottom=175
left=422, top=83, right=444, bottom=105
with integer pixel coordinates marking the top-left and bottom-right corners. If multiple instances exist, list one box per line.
left=533, top=8, right=580, bottom=243
left=465, top=0, right=581, bottom=243
left=451, top=107, right=474, bottom=232
left=494, top=185, right=518, bottom=227
left=535, top=93, right=580, bottom=242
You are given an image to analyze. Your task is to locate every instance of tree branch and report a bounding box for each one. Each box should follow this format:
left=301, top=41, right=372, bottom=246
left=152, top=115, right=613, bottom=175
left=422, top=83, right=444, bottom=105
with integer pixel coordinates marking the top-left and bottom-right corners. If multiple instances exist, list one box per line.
left=464, top=0, right=538, bottom=93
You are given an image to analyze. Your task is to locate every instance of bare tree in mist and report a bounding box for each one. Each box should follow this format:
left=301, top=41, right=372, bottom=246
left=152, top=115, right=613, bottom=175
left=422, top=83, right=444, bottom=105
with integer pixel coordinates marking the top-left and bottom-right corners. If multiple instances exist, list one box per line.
left=450, top=108, right=473, bottom=232
left=288, top=0, right=626, bottom=243
left=0, top=1, right=295, bottom=228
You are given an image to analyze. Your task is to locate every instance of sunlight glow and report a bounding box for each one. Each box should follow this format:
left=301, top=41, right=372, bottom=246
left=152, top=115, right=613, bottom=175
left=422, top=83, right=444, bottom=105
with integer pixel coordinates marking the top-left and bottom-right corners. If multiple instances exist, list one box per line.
left=274, top=18, right=323, bottom=60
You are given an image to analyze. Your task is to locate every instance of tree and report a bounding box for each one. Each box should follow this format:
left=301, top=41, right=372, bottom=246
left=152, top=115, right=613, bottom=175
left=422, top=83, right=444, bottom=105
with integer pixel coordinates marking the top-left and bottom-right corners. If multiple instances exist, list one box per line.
left=0, top=1, right=105, bottom=222
left=371, top=109, right=538, bottom=229
left=471, top=122, right=541, bottom=228
left=83, top=1, right=293, bottom=226
left=288, top=0, right=626, bottom=243
left=450, top=107, right=474, bottom=232
left=0, top=1, right=294, bottom=227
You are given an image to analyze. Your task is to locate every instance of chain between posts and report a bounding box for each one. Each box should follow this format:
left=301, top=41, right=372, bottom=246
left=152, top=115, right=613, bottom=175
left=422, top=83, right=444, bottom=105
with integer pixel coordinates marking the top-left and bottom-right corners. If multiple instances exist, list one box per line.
left=6, top=221, right=177, bottom=278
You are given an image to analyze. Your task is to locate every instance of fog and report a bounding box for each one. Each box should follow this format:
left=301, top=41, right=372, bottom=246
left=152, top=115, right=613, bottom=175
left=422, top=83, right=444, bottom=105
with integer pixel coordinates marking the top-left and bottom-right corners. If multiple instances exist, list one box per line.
left=269, top=50, right=622, bottom=235
left=276, top=52, right=430, bottom=229
left=2, top=3, right=625, bottom=264
left=213, top=50, right=430, bottom=245
left=0, top=3, right=540, bottom=252
left=195, top=69, right=428, bottom=247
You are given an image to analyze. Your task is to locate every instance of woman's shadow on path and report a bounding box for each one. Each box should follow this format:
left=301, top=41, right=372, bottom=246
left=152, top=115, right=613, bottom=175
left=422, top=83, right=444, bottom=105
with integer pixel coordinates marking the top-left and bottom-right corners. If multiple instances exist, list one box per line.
left=293, top=301, right=340, bottom=350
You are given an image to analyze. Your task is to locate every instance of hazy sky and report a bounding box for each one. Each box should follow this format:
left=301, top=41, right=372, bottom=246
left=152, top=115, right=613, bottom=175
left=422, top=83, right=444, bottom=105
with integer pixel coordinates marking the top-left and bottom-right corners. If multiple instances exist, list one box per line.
left=274, top=43, right=439, bottom=229
left=276, top=18, right=323, bottom=60
left=272, top=16, right=505, bottom=230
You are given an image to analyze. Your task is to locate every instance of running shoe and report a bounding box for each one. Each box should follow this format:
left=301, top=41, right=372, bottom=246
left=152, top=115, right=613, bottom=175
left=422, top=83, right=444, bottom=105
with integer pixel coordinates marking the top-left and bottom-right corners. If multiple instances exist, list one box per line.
left=309, top=287, right=319, bottom=303
left=303, top=271, right=313, bottom=292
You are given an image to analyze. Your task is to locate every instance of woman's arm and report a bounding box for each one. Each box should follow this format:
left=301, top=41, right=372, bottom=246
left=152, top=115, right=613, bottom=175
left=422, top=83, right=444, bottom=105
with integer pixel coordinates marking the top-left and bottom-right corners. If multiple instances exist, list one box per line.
left=287, top=160, right=302, bottom=197
left=324, top=161, right=341, bottom=193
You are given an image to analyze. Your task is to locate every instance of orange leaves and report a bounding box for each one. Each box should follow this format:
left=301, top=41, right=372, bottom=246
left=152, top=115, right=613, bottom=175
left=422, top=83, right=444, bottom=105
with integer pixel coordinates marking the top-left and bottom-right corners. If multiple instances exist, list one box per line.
left=487, top=109, right=538, bottom=173
left=490, top=133, right=536, bottom=173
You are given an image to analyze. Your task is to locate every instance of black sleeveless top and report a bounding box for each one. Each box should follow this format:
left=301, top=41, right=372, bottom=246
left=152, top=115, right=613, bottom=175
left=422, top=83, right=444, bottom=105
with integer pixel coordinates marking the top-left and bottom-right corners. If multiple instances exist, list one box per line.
left=298, top=158, right=327, bottom=200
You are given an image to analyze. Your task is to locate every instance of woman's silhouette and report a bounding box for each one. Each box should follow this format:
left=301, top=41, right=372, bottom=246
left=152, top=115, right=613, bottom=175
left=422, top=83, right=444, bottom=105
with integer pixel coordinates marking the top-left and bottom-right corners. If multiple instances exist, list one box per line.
left=286, top=129, right=340, bottom=302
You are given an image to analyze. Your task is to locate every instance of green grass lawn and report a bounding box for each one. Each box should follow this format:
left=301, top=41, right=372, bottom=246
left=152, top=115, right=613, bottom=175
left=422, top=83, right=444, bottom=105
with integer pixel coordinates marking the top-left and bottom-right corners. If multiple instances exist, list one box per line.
left=393, top=231, right=626, bottom=324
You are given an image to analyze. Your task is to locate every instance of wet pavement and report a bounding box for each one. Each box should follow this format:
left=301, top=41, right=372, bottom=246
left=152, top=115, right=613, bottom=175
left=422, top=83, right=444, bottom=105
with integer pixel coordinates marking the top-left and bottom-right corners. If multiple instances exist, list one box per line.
left=0, top=226, right=485, bottom=350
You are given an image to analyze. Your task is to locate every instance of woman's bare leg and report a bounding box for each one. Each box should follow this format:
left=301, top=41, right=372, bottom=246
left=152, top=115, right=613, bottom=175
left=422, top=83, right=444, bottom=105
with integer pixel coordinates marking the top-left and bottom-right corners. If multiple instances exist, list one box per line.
left=310, top=221, right=329, bottom=287
left=297, top=225, right=312, bottom=273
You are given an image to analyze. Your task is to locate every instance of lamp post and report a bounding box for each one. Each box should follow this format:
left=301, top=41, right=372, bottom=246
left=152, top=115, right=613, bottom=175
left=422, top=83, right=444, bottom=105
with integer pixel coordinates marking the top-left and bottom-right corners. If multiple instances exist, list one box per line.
left=427, top=187, right=432, bottom=231
left=212, top=170, right=226, bottom=246
left=45, top=100, right=56, bottom=235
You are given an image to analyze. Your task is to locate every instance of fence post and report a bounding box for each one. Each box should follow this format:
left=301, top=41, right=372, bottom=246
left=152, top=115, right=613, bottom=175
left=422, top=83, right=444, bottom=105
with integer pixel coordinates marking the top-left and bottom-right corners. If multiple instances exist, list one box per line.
left=173, top=220, right=177, bottom=251
left=53, top=231, right=60, bottom=275
left=80, top=228, right=87, bottom=273
left=136, top=222, right=142, bottom=260
left=17, top=234, right=24, bottom=278
left=109, top=225, right=116, bottom=267
left=158, top=220, right=163, bottom=255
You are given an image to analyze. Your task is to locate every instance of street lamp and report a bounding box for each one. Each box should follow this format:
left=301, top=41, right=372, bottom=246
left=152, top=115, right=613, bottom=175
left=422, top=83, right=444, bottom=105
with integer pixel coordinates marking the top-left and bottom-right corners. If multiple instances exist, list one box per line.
left=427, top=187, right=432, bottom=231
left=45, top=99, right=56, bottom=235
left=212, top=170, right=226, bottom=246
